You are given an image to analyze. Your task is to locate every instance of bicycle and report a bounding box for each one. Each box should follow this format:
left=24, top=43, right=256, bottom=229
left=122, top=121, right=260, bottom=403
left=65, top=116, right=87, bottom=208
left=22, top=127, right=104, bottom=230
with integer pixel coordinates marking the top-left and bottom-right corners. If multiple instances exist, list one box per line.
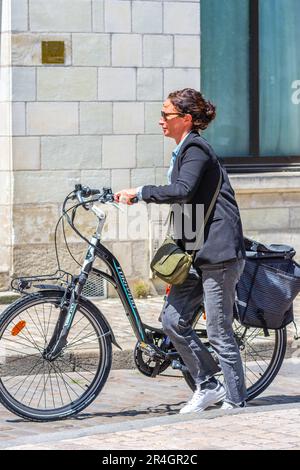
left=0, top=185, right=289, bottom=421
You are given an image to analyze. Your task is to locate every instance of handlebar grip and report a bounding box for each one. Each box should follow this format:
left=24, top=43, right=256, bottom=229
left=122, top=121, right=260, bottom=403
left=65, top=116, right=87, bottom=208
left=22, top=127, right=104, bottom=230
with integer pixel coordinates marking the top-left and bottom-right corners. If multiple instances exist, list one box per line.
left=81, top=186, right=100, bottom=197
left=89, top=189, right=101, bottom=196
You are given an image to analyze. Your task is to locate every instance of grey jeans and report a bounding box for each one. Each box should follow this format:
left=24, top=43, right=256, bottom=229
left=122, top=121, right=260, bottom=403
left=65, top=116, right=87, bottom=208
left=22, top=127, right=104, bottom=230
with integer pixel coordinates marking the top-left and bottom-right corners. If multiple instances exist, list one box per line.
left=160, top=258, right=247, bottom=404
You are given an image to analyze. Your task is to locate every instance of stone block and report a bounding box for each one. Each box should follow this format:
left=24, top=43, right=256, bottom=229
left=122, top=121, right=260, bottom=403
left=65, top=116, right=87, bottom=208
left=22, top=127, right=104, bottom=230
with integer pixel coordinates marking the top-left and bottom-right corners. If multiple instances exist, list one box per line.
left=236, top=192, right=300, bottom=210
left=29, top=0, right=92, bottom=32
left=37, top=67, right=97, bottom=101
left=41, top=136, right=102, bottom=170
left=143, top=35, right=173, bottom=67
left=240, top=207, right=290, bottom=231
left=164, top=68, right=200, bottom=97
left=0, top=138, right=11, bottom=171
left=13, top=204, right=59, bottom=244
left=98, top=68, right=136, bottom=101
left=80, top=170, right=111, bottom=193
left=0, top=102, right=10, bottom=136
left=174, top=35, right=200, bottom=67
left=0, top=34, right=11, bottom=66
left=12, top=0, right=28, bottom=31
left=111, top=169, right=131, bottom=192
left=132, top=1, right=162, bottom=34
left=0, top=171, right=12, bottom=205
left=92, top=0, right=104, bottom=32
left=80, top=102, right=112, bottom=134
left=131, top=168, right=155, bottom=187
left=14, top=170, right=80, bottom=204
left=102, top=135, right=136, bottom=168
left=0, top=206, right=11, bottom=245
left=12, top=102, right=26, bottom=136
left=231, top=173, right=300, bottom=193
left=12, top=34, right=72, bottom=66
left=0, top=67, right=10, bottom=100
left=0, top=245, right=10, bottom=271
left=290, top=207, right=300, bottom=229
left=112, top=241, right=133, bottom=276
left=72, top=34, right=110, bottom=66
left=164, top=2, right=200, bottom=34
left=12, top=137, right=40, bottom=170
left=145, top=102, right=162, bottom=134
left=12, top=243, right=67, bottom=277
left=137, top=68, right=163, bottom=101
left=155, top=167, right=168, bottom=186
left=131, top=240, right=150, bottom=278
left=104, top=0, right=131, bottom=33
left=12, top=67, right=36, bottom=101
left=137, top=135, right=163, bottom=167
left=113, top=102, right=144, bottom=134
left=112, top=34, right=142, bottom=67
left=27, top=102, right=78, bottom=135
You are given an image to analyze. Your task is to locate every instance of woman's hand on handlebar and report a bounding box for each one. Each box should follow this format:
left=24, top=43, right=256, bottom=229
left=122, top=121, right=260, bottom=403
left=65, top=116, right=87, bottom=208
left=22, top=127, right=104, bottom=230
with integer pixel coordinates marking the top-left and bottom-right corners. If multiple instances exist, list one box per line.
left=114, top=188, right=139, bottom=205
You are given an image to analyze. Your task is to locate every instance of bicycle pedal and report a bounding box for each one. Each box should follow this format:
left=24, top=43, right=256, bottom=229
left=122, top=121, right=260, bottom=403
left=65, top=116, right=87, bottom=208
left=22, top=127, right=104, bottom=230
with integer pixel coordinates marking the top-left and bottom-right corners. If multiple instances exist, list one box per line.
left=138, top=342, right=165, bottom=359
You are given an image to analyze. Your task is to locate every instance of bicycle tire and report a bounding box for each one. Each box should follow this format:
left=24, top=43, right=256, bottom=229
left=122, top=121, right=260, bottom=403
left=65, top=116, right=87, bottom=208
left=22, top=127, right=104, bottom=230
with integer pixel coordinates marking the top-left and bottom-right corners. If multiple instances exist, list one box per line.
left=182, top=324, right=287, bottom=401
left=0, top=290, right=112, bottom=422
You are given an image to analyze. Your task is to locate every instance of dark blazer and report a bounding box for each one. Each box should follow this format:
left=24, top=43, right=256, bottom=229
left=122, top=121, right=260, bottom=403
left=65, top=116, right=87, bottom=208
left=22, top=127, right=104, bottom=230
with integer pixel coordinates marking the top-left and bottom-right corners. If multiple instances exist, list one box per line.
left=141, top=131, right=246, bottom=266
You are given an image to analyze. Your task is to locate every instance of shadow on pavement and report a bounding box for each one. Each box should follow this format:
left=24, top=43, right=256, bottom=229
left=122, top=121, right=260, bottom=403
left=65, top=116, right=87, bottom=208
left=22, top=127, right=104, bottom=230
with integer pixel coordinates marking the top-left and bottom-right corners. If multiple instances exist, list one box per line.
left=249, top=394, right=300, bottom=406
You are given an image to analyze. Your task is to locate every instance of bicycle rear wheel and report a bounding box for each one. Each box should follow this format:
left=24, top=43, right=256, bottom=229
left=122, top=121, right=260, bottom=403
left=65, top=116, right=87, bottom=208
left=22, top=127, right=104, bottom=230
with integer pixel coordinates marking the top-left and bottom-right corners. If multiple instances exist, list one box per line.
left=0, top=290, right=112, bottom=421
left=182, top=316, right=287, bottom=401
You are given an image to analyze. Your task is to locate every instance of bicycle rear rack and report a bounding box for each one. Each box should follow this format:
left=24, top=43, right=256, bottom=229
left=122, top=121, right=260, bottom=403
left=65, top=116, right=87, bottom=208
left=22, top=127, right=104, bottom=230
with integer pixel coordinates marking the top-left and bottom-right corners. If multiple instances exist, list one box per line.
left=11, top=270, right=73, bottom=295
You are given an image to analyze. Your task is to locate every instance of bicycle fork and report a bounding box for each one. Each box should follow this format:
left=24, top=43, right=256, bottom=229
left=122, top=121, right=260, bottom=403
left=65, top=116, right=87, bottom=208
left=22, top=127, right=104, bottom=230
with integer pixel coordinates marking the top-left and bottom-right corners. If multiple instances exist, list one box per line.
left=43, top=238, right=98, bottom=361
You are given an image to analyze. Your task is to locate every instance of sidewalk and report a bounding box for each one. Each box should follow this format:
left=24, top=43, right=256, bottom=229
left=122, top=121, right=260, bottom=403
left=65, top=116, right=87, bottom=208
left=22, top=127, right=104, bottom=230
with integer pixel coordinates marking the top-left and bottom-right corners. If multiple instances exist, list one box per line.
left=0, top=294, right=300, bottom=450
left=8, top=405, right=300, bottom=450
left=3, top=358, right=300, bottom=450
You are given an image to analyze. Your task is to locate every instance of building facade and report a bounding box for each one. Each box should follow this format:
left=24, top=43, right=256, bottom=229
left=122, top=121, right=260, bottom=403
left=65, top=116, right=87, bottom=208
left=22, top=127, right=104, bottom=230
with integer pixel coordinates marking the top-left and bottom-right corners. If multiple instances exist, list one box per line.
left=0, top=0, right=300, bottom=296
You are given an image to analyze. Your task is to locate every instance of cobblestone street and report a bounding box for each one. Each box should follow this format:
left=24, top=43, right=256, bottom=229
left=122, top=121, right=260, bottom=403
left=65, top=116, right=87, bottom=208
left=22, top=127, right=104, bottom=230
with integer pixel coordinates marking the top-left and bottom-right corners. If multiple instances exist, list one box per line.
left=0, top=295, right=300, bottom=449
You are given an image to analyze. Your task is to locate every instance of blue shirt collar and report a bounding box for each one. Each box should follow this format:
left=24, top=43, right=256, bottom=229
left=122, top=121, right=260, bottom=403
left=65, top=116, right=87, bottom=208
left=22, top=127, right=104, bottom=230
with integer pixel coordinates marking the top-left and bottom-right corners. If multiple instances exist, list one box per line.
left=172, top=131, right=192, bottom=157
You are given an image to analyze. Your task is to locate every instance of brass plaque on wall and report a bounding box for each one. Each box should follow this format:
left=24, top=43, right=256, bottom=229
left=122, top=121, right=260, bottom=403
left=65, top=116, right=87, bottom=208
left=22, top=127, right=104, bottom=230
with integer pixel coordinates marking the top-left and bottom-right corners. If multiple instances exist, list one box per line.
left=42, top=41, right=65, bottom=64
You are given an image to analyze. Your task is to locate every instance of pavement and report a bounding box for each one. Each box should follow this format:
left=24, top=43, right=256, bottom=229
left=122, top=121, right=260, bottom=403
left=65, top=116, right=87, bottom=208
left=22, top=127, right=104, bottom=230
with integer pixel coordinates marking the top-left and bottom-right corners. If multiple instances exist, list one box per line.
left=0, top=293, right=300, bottom=450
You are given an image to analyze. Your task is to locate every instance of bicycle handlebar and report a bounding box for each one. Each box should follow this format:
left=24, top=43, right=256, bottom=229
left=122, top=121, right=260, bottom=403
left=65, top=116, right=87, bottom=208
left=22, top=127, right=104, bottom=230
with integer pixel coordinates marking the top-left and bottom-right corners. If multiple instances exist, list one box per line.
left=73, top=184, right=138, bottom=205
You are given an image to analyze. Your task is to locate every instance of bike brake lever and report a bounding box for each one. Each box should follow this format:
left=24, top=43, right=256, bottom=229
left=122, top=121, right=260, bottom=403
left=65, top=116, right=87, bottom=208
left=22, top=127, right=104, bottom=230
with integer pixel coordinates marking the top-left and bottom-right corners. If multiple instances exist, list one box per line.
left=107, top=201, right=125, bottom=212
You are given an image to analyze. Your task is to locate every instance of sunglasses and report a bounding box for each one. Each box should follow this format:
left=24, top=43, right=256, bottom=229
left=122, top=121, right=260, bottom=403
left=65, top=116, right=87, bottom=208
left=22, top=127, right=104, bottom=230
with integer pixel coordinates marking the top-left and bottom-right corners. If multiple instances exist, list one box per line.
left=160, top=111, right=185, bottom=120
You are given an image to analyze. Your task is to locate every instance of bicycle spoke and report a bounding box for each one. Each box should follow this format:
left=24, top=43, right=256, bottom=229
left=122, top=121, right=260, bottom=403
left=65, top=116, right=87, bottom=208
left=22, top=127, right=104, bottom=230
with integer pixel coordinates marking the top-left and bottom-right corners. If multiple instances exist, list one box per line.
left=48, top=360, right=82, bottom=401
left=55, top=355, right=95, bottom=388
left=65, top=330, right=109, bottom=350
left=2, top=336, right=43, bottom=352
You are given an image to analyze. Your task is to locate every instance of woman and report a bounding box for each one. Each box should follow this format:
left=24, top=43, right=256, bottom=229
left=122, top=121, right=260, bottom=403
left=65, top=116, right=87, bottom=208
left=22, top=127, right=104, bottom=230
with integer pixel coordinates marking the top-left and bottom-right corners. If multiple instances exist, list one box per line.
left=115, top=88, right=247, bottom=413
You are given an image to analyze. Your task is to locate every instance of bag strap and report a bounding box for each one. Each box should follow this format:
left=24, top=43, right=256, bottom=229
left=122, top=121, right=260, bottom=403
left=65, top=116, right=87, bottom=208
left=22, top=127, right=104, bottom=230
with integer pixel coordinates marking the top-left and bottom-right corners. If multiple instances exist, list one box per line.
left=191, top=165, right=222, bottom=258
left=165, top=163, right=223, bottom=253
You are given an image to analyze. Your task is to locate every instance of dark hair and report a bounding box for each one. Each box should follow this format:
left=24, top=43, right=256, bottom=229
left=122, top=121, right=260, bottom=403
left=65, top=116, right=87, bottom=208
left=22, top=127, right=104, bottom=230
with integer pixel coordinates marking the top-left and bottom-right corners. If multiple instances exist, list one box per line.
left=168, top=88, right=216, bottom=131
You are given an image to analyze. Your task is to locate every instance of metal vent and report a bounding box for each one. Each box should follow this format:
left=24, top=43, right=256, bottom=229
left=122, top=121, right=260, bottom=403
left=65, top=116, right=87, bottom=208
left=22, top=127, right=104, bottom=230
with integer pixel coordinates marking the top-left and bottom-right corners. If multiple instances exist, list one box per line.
left=82, top=271, right=107, bottom=299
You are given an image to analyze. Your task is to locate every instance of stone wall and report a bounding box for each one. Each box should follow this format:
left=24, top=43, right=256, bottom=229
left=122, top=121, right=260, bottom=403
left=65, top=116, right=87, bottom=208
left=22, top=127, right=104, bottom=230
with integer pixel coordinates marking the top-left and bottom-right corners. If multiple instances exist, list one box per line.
left=1, top=0, right=299, bottom=295
left=5, top=0, right=201, bottom=293
left=0, top=0, right=13, bottom=289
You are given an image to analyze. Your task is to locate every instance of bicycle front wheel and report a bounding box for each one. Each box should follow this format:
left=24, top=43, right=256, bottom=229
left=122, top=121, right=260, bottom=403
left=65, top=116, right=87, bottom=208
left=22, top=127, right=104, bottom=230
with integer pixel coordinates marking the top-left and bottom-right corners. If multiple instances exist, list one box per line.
left=0, top=290, right=112, bottom=421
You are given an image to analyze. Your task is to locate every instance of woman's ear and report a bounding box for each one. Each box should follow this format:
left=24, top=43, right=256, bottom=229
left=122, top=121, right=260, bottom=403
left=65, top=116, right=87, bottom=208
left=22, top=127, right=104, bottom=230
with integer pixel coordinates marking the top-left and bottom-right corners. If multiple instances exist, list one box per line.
left=185, top=113, right=193, bottom=123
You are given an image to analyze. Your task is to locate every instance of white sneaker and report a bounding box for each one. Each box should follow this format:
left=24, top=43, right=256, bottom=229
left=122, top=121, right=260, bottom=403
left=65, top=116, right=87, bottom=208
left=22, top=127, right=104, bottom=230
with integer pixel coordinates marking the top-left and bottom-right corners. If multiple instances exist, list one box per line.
left=179, top=382, right=226, bottom=414
left=221, top=400, right=247, bottom=410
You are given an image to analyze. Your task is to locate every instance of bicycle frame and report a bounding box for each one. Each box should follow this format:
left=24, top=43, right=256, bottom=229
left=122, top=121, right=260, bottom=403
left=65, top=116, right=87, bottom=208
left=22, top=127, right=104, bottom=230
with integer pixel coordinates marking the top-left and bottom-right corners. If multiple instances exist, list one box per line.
left=59, top=200, right=149, bottom=355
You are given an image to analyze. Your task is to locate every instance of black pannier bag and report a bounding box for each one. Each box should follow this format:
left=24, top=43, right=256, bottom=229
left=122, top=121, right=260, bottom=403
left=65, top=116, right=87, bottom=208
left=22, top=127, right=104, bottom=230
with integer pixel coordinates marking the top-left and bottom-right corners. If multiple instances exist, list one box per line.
left=235, top=237, right=300, bottom=334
